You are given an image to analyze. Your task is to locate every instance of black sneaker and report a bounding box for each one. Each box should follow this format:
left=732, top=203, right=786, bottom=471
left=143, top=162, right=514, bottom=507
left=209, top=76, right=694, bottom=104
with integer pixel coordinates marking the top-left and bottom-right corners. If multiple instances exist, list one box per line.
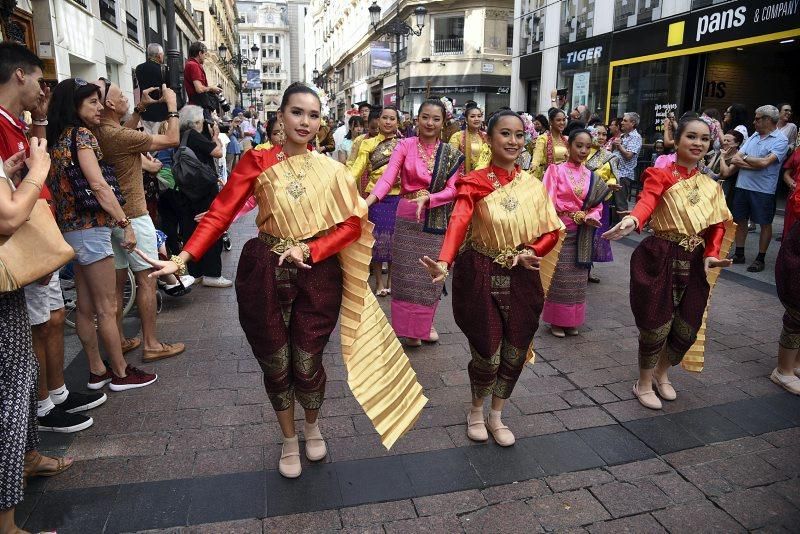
left=56, top=391, right=107, bottom=413
left=38, top=406, right=93, bottom=433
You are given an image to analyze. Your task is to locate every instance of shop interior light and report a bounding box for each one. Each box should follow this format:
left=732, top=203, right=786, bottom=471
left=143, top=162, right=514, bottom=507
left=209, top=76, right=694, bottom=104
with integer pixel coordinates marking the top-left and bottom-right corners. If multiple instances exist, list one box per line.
left=736, top=47, right=744, bottom=51
left=780, top=39, right=795, bottom=44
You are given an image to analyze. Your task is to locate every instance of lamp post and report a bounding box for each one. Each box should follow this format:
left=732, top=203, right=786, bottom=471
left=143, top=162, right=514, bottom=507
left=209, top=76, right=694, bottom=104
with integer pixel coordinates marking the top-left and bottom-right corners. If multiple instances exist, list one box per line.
left=219, top=43, right=260, bottom=109
left=369, top=2, right=426, bottom=110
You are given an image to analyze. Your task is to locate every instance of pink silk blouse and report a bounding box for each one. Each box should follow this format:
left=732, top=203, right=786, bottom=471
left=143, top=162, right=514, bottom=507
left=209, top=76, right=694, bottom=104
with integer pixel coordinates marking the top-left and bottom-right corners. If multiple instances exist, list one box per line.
left=542, top=162, right=603, bottom=232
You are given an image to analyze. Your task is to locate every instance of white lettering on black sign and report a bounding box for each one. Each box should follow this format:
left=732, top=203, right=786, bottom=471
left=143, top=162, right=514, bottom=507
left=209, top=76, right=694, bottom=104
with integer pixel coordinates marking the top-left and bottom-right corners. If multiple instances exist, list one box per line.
left=696, top=6, right=746, bottom=41
left=565, top=46, right=603, bottom=64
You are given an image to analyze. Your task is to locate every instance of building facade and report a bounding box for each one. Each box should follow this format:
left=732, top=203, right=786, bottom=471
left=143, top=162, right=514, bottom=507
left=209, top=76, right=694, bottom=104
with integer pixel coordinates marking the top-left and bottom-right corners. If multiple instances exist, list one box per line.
left=190, top=0, right=239, bottom=106
left=512, top=0, right=800, bottom=142
left=308, top=0, right=514, bottom=121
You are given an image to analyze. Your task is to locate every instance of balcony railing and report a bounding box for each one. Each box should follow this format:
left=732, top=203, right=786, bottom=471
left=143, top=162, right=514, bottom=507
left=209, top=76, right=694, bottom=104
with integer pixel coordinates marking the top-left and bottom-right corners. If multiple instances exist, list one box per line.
left=432, top=38, right=464, bottom=55
left=126, top=12, right=139, bottom=43
left=100, top=0, right=117, bottom=26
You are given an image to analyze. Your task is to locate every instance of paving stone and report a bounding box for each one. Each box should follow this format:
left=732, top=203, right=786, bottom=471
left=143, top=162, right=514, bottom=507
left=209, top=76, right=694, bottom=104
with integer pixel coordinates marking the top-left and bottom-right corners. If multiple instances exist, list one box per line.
left=384, top=514, right=463, bottom=533
left=461, top=501, right=543, bottom=533
left=649, top=471, right=705, bottom=504
left=770, top=478, right=800, bottom=509
left=261, top=509, right=342, bottom=532
left=500, top=412, right=566, bottom=438
left=480, top=479, right=551, bottom=504
left=606, top=458, right=672, bottom=481
left=588, top=513, right=666, bottom=534
left=388, top=426, right=454, bottom=455
left=590, top=479, right=672, bottom=518
left=168, top=427, right=233, bottom=452
left=511, top=394, right=571, bottom=415
left=758, top=445, right=800, bottom=475
left=560, top=390, right=596, bottom=407
left=193, top=447, right=263, bottom=477
left=652, top=501, right=746, bottom=533
left=576, top=425, right=655, bottom=465
left=602, top=399, right=657, bottom=422
left=528, top=489, right=610, bottom=529
left=340, top=500, right=416, bottom=527
left=677, top=463, right=737, bottom=497
left=713, top=436, right=775, bottom=457
left=583, top=387, right=619, bottom=405
left=714, top=487, right=799, bottom=530
left=67, top=432, right=169, bottom=460
left=623, top=416, right=704, bottom=455
left=125, top=452, right=196, bottom=484
left=546, top=469, right=614, bottom=492
left=413, top=489, right=486, bottom=517
left=181, top=519, right=262, bottom=533
left=554, top=407, right=615, bottom=430
left=710, top=453, right=787, bottom=488
left=762, top=427, right=800, bottom=448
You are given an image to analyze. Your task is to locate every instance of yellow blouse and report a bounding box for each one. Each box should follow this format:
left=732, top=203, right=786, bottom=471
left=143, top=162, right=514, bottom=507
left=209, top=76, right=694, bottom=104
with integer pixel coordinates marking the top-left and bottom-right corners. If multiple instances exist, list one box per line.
left=530, top=133, right=568, bottom=180
left=449, top=130, right=491, bottom=173
left=585, top=147, right=618, bottom=200
left=348, top=134, right=402, bottom=195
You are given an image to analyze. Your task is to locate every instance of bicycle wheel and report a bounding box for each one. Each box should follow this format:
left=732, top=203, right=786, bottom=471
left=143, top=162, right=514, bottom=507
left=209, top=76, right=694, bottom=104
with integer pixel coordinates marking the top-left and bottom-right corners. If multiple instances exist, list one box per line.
left=60, top=264, right=78, bottom=329
left=122, top=267, right=136, bottom=318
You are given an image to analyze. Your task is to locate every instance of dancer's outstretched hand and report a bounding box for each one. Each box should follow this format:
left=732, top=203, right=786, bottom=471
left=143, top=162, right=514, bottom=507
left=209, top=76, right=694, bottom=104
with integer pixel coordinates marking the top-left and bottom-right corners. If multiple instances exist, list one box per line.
left=513, top=251, right=541, bottom=271
left=135, top=248, right=178, bottom=277
left=704, top=256, right=732, bottom=274
left=602, top=216, right=637, bottom=240
left=278, top=246, right=311, bottom=270
left=419, top=255, right=447, bottom=283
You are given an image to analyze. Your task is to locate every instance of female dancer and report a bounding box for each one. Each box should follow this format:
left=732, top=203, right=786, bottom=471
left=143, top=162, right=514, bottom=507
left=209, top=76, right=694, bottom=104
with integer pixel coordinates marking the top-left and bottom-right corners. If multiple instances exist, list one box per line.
left=421, top=110, right=564, bottom=445
left=586, top=124, right=620, bottom=282
left=365, top=99, right=464, bottom=346
left=137, top=83, right=427, bottom=477
left=449, top=103, right=490, bottom=175
left=542, top=129, right=608, bottom=337
left=349, top=106, right=401, bottom=296
left=603, top=118, right=734, bottom=410
left=530, top=108, right=568, bottom=180
left=772, top=182, right=800, bottom=394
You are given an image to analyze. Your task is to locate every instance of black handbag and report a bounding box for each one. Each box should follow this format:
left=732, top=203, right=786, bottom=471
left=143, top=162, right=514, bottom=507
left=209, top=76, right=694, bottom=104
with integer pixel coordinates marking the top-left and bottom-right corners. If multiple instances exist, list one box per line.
left=65, top=127, right=126, bottom=212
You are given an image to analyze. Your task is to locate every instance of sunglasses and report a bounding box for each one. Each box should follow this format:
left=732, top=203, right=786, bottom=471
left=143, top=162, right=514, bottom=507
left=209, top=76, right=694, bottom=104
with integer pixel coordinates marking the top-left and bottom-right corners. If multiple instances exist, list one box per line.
left=98, top=77, right=111, bottom=102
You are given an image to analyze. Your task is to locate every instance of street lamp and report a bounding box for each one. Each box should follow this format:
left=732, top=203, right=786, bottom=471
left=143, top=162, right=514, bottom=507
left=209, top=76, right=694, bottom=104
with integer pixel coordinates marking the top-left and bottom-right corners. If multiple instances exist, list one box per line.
left=369, top=2, right=427, bottom=109
left=218, top=43, right=260, bottom=109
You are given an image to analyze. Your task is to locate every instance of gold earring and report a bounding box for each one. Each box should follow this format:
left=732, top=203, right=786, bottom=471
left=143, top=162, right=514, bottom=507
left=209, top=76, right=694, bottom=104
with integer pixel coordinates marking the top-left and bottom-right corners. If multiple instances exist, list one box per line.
left=276, top=122, right=286, bottom=145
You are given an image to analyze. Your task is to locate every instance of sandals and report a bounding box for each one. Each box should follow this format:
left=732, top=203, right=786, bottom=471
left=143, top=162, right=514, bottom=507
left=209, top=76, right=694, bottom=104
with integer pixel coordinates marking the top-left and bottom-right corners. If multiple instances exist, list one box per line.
left=652, top=375, right=677, bottom=401
left=278, top=436, right=301, bottom=479
left=376, top=288, right=390, bottom=297
left=303, top=422, right=327, bottom=461
left=466, top=409, right=488, bottom=442
left=633, top=381, right=662, bottom=410
left=23, top=452, right=73, bottom=481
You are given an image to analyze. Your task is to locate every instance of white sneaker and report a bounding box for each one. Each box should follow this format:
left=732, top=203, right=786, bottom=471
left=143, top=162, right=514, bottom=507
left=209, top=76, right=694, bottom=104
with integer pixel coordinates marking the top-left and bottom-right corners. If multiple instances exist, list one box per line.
left=202, top=276, right=233, bottom=288
left=770, top=368, right=800, bottom=395
left=180, top=275, right=196, bottom=288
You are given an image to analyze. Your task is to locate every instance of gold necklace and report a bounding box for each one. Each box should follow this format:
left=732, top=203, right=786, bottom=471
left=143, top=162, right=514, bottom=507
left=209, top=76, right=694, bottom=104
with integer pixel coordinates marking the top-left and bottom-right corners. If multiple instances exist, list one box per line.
left=417, top=140, right=440, bottom=174
left=278, top=150, right=314, bottom=200
left=672, top=167, right=702, bottom=205
left=487, top=166, right=519, bottom=212
left=381, top=137, right=398, bottom=157
left=565, top=165, right=585, bottom=197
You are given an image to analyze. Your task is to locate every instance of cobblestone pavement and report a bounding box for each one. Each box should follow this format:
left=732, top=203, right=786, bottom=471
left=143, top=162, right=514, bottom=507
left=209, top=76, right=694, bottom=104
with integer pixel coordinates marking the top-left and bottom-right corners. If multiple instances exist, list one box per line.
left=22, top=212, right=799, bottom=533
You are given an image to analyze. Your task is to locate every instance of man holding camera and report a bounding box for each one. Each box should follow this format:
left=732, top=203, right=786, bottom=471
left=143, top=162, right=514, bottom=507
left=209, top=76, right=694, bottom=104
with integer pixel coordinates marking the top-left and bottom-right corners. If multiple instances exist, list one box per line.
left=135, top=44, right=169, bottom=135
left=184, top=42, right=222, bottom=120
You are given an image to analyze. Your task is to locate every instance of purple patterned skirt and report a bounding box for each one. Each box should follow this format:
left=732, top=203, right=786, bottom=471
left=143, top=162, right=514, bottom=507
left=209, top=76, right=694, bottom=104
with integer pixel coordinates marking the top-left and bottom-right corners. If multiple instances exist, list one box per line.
left=368, top=195, right=400, bottom=263
left=592, top=199, right=613, bottom=262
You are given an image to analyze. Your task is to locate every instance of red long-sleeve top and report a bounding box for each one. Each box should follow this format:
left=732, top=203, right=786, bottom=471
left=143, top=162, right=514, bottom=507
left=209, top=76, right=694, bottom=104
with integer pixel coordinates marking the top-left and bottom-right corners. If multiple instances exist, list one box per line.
left=439, top=166, right=561, bottom=265
left=183, top=148, right=362, bottom=263
left=631, top=164, right=726, bottom=258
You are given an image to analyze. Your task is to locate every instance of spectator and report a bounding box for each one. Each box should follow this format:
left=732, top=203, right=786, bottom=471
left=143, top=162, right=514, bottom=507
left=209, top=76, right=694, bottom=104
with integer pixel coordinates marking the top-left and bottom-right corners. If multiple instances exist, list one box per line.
left=184, top=42, right=222, bottom=115
left=533, top=114, right=549, bottom=134
left=610, top=111, right=643, bottom=213
left=777, top=103, right=796, bottom=149
left=92, top=79, right=186, bottom=361
left=702, top=108, right=724, bottom=149
left=46, top=78, right=159, bottom=390
left=177, top=105, right=229, bottom=287
left=724, top=103, right=749, bottom=138
left=0, top=42, right=105, bottom=433
left=1, top=139, right=74, bottom=534
left=227, top=116, right=243, bottom=171
left=315, top=116, right=335, bottom=154
left=709, top=129, right=744, bottom=209
left=336, top=115, right=364, bottom=164
left=730, top=104, right=790, bottom=272
left=134, top=43, right=168, bottom=134
left=605, top=117, right=622, bottom=150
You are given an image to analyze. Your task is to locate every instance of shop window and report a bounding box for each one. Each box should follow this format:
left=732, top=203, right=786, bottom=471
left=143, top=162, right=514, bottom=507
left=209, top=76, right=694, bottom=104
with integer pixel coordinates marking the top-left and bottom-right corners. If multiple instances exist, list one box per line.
left=614, top=0, right=663, bottom=30
left=100, top=0, right=118, bottom=26
left=691, top=0, right=729, bottom=8
left=432, top=14, right=465, bottom=55
left=561, top=0, right=595, bottom=44
left=519, top=8, right=545, bottom=55
left=507, top=21, right=514, bottom=55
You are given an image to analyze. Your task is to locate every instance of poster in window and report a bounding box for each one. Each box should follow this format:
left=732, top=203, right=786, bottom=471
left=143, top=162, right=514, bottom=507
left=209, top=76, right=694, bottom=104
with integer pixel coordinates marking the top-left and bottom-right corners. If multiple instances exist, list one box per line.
left=571, top=72, right=590, bottom=108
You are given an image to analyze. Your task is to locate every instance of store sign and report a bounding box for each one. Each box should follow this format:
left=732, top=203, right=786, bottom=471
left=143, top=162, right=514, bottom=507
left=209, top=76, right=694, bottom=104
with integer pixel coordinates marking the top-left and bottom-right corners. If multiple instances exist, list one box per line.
left=565, top=46, right=603, bottom=64
left=246, top=70, right=260, bottom=90
left=613, top=0, right=800, bottom=60
left=654, top=103, right=678, bottom=132
left=482, top=63, right=495, bottom=73
left=497, top=87, right=510, bottom=94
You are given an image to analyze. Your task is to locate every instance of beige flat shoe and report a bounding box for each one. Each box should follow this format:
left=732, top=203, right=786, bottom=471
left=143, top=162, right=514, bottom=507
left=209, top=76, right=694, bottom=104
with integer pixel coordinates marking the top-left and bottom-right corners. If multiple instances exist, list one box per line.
left=550, top=326, right=566, bottom=338
left=466, top=409, right=488, bottom=442
left=402, top=338, right=422, bottom=347
left=304, top=421, right=327, bottom=461
left=633, top=381, right=662, bottom=410
left=279, top=436, right=301, bottom=479
left=564, top=327, right=579, bottom=336
left=486, top=417, right=515, bottom=447
left=426, top=327, right=439, bottom=343
left=652, top=375, right=677, bottom=401
left=771, top=368, right=800, bottom=395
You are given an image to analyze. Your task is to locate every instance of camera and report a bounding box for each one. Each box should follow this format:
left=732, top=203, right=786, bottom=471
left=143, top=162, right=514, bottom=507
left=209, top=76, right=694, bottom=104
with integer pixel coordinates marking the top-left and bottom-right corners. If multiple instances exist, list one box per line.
left=217, top=92, right=231, bottom=113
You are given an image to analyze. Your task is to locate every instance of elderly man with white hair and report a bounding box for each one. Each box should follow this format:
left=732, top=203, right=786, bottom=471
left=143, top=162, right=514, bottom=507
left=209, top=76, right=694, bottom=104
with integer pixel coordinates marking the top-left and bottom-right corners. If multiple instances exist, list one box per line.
left=135, top=43, right=169, bottom=134
left=730, top=104, right=789, bottom=272
left=611, top=111, right=642, bottom=214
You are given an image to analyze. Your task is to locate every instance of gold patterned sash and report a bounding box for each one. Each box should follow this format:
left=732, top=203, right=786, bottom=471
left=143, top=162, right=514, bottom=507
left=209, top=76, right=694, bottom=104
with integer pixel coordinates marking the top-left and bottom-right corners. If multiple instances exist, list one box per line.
left=650, top=173, right=736, bottom=372
left=254, top=152, right=428, bottom=448
left=469, top=171, right=566, bottom=363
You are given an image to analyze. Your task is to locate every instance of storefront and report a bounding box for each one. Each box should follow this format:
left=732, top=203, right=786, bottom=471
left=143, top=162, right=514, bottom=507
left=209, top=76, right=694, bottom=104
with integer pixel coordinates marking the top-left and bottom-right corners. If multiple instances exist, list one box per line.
left=606, top=0, right=800, bottom=142
left=557, top=34, right=611, bottom=117
left=518, top=52, right=542, bottom=114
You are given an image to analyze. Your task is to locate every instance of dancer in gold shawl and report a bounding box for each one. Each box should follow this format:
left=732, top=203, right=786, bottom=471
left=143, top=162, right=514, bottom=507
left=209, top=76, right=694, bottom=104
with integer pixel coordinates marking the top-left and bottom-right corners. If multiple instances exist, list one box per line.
left=603, top=118, right=734, bottom=410
left=421, top=110, right=565, bottom=446
left=449, top=103, right=490, bottom=175
left=136, top=83, right=427, bottom=477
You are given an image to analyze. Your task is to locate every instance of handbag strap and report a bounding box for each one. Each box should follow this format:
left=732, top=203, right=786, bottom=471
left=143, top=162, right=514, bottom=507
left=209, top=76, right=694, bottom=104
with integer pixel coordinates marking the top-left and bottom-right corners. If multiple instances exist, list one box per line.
left=180, top=129, right=191, bottom=148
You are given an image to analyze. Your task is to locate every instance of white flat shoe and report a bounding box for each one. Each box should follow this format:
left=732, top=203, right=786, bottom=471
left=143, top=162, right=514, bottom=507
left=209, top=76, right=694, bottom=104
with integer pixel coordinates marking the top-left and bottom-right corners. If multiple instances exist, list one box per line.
left=426, top=328, right=439, bottom=343
left=550, top=326, right=565, bottom=338
left=633, top=381, right=662, bottom=410
left=279, top=436, right=301, bottom=478
left=652, top=375, right=677, bottom=401
left=771, top=369, right=800, bottom=395
left=304, top=421, right=327, bottom=461
left=466, top=409, right=488, bottom=442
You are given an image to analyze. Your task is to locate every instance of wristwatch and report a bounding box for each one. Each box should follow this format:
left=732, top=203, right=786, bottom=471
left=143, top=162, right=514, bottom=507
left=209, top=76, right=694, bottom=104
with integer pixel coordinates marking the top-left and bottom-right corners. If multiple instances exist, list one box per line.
left=116, top=218, right=131, bottom=229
